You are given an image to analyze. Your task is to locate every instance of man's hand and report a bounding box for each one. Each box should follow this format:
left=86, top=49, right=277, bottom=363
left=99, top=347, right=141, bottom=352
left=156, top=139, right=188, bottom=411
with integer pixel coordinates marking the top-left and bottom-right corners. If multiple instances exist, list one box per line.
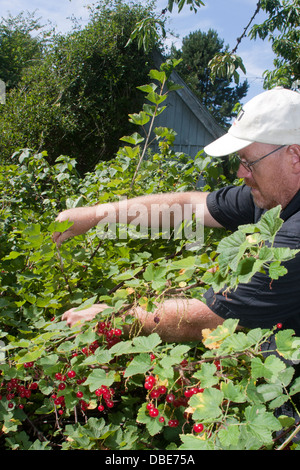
left=62, top=303, right=109, bottom=327
left=53, top=206, right=98, bottom=246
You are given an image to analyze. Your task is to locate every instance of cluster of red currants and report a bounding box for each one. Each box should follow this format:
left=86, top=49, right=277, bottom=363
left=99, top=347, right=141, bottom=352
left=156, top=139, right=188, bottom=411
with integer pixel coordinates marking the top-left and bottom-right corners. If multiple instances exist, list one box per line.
left=143, top=373, right=206, bottom=432
left=95, top=385, right=115, bottom=411
left=51, top=369, right=85, bottom=415
left=96, top=321, right=122, bottom=349
left=0, top=373, right=39, bottom=410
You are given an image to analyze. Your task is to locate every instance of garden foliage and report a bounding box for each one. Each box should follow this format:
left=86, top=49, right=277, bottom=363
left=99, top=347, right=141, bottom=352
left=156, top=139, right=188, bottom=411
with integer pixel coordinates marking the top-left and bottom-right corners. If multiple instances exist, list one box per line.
left=1, top=61, right=300, bottom=451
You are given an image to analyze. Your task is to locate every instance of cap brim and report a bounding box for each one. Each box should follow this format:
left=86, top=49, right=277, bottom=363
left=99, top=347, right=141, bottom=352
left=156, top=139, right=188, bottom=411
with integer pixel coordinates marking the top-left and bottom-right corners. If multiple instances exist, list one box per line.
left=204, top=132, right=253, bottom=157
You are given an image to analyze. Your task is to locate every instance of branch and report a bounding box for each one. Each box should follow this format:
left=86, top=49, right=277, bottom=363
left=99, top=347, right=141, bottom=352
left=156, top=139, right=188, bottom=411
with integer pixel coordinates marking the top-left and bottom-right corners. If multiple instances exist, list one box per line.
left=231, top=1, right=261, bottom=54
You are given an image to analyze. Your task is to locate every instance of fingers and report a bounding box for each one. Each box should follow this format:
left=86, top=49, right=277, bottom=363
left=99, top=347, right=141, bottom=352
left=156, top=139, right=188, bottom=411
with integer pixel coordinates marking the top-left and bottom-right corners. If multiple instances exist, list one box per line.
left=62, top=304, right=109, bottom=327
left=52, top=229, right=71, bottom=247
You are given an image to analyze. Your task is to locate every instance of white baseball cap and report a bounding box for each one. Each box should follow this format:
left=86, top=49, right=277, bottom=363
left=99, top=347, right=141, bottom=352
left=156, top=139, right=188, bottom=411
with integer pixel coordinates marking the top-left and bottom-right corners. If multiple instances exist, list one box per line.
left=204, top=87, right=300, bottom=157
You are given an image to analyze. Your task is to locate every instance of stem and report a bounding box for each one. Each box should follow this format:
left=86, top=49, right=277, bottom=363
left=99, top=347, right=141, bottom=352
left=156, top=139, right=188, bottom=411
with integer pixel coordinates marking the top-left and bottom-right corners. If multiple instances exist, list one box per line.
left=276, top=422, right=300, bottom=450
left=130, top=79, right=166, bottom=189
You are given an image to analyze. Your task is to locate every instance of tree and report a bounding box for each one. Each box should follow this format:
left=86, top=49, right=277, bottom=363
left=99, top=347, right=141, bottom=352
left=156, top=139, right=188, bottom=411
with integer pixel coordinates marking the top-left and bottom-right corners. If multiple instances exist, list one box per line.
left=249, top=0, right=300, bottom=89
left=0, top=11, right=47, bottom=91
left=170, top=29, right=249, bottom=127
left=0, top=0, right=159, bottom=172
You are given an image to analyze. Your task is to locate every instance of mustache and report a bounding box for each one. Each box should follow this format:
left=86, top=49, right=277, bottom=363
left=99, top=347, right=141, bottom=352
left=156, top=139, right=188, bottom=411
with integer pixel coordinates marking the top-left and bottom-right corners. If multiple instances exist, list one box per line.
left=244, top=178, right=258, bottom=190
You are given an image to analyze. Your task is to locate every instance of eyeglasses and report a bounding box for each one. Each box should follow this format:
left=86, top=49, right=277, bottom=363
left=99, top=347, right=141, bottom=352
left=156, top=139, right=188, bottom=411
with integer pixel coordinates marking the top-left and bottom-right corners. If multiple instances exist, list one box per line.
left=236, top=145, right=286, bottom=173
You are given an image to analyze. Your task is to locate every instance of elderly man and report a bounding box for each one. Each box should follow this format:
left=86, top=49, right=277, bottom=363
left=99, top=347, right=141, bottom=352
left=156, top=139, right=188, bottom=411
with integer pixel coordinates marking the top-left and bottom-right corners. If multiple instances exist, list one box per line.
left=53, top=87, right=300, bottom=341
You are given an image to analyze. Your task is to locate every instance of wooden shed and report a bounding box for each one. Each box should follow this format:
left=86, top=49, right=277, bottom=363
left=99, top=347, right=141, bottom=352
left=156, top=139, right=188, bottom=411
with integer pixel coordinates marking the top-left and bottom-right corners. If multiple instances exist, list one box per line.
left=147, top=51, right=225, bottom=158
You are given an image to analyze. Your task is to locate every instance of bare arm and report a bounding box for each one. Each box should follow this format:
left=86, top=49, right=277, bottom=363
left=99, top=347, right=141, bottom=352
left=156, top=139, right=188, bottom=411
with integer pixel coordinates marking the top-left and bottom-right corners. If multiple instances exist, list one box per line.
left=62, top=298, right=224, bottom=342
left=53, top=191, right=222, bottom=245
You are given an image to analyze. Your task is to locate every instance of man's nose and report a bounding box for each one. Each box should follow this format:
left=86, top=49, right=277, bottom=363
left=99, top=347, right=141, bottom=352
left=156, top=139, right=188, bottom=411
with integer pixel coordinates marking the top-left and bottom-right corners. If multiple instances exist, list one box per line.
left=237, top=163, right=252, bottom=179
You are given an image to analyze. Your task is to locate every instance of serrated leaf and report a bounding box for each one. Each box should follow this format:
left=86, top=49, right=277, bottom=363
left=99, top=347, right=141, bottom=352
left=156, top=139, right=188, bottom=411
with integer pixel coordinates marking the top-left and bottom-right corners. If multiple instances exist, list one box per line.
left=189, top=387, right=223, bottom=421
left=124, top=353, right=152, bottom=377
left=221, top=382, right=247, bottom=403
left=131, top=333, right=162, bottom=353
left=85, top=369, right=115, bottom=392
left=218, top=421, right=240, bottom=448
left=244, top=406, right=281, bottom=443
left=251, top=355, right=286, bottom=383
left=193, top=362, right=219, bottom=388
left=136, top=402, right=163, bottom=436
left=268, top=261, right=287, bottom=280
left=276, top=329, right=300, bottom=361
left=179, top=433, right=214, bottom=450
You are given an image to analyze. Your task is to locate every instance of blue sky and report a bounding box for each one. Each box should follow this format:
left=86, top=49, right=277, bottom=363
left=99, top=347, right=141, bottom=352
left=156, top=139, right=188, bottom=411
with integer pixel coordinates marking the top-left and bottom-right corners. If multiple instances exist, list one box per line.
left=2, top=0, right=275, bottom=101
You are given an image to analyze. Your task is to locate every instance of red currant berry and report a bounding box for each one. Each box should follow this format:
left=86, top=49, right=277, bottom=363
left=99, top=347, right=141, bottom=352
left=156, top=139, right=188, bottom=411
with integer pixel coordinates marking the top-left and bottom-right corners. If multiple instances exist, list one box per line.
left=168, top=419, right=179, bottom=427
left=76, top=391, right=83, bottom=398
left=29, top=382, right=38, bottom=390
left=98, top=404, right=105, bottom=412
left=159, top=416, right=165, bottom=423
left=144, top=381, right=153, bottom=390
left=146, top=402, right=154, bottom=410
left=58, top=383, right=66, bottom=391
left=150, top=389, right=160, bottom=399
left=67, top=370, right=76, bottom=379
left=149, top=407, right=159, bottom=418
left=166, top=393, right=175, bottom=403
left=277, top=323, right=283, bottom=329
left=193, top=423, right=204, bottom=433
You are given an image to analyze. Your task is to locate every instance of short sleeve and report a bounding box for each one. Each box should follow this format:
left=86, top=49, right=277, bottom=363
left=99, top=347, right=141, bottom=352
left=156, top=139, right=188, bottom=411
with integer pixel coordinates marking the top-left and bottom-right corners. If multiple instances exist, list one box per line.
left=206, top=184, right=260, bottom=231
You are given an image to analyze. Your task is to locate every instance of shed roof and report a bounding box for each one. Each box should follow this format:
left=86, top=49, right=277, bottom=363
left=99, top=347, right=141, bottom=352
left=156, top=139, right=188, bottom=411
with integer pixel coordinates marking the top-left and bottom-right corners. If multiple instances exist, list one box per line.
left=148, top=51, right=225, bottom=157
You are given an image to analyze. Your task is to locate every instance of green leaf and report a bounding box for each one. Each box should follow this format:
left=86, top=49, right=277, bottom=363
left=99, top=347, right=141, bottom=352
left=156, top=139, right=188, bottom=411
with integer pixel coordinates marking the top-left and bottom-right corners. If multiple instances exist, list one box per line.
left=74, top=296, right=98, bottom=312
left=251, top=355, right=286, bottom=383
left=217, top=230, right=248, bottom=275
left=244, top=405, right=281, bottom=443
left=218, top=420, right=240, bottom=448
left=189, top=387, right=223, bottom=421
left=268, top=261, right=287, bottom=280
left=85, top=369, right=115, bottom=392
left=136, top=402, right=164, bottom=436
left=202, top=318, right=239, bottom=349
left=124, top=353, right=152, bottom=378
left=221, top=381, right=247, bottom=403
left=179, top=433, right=214, bottom=450
left=193, top=362, right=219, bottom=388
left=255, top=205, right=283, bottom=242
left=119, top=133, right=144, bottom=145
left=131, top=333, right=162, bottom=353
left=148, top=69, right=166, bottom=84
left=289, top=377, right=300, bottom=396
left=276, top=329, right=300, bottom=361
left=128, top=111, right=150, bottom=126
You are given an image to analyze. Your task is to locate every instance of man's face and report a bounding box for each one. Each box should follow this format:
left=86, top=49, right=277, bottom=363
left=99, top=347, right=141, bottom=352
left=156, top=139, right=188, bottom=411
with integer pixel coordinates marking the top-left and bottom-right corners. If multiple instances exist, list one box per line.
left=236, top=143, right=292, bottom=210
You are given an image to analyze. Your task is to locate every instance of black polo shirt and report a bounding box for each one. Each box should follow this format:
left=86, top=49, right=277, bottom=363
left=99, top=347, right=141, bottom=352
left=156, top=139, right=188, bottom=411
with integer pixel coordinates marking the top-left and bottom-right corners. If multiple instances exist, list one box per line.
left=204, top=184, right=300, bottom=336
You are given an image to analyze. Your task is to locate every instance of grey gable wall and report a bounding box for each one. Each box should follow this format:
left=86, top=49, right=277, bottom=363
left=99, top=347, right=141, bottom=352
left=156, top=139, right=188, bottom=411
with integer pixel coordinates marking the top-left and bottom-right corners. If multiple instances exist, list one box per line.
left=145, top=51, right=225, bottom=158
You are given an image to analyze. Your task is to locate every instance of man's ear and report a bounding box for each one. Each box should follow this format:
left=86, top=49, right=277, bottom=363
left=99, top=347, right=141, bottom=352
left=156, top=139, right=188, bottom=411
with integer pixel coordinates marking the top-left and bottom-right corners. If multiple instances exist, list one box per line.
left=288, top=145, right=300, bottom=173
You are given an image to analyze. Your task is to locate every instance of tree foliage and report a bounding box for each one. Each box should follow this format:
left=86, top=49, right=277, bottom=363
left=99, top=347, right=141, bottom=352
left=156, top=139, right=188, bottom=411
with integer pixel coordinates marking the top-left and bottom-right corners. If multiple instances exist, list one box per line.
left=170, top=29, right=249, bottom=127
left=249, top=0, right=300, bottom=89
left=0, top=1, right=158, bottom=172
left=0, top=11, right=47, bottom=91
